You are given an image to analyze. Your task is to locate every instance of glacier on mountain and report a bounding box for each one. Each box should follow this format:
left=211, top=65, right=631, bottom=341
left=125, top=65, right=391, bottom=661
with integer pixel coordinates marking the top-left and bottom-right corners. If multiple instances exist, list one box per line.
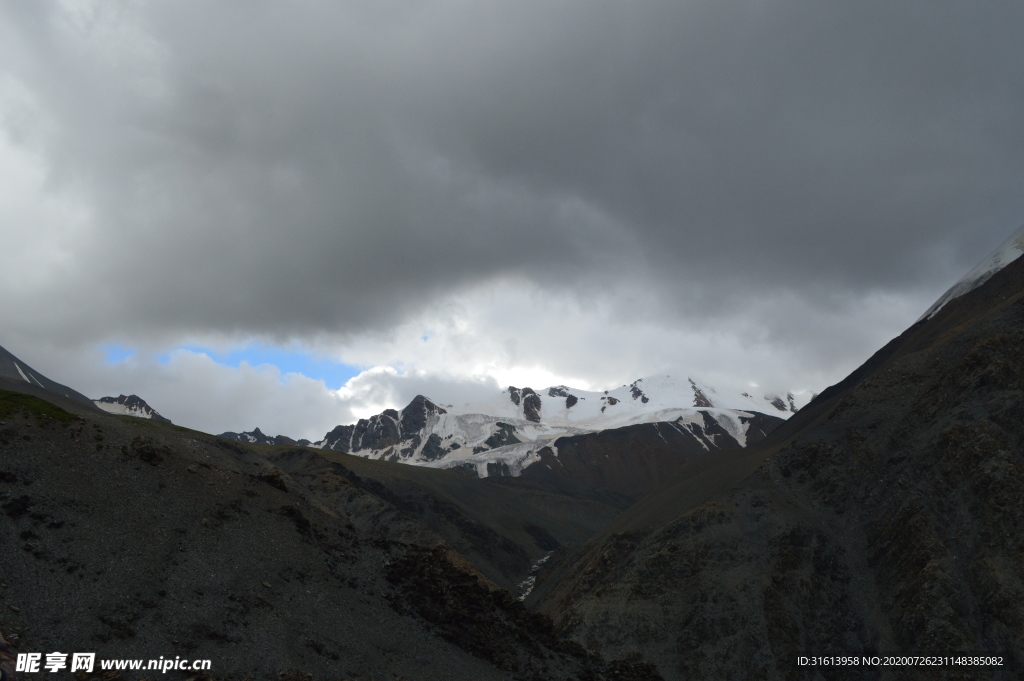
left=310, top=374, right=814, bottom=479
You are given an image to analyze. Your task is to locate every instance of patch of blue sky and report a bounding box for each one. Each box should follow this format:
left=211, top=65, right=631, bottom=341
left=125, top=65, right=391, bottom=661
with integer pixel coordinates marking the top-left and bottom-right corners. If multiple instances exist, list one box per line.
left=101, top=343, right=136, bottom=364
left=164, top=343, right=362, bottom=389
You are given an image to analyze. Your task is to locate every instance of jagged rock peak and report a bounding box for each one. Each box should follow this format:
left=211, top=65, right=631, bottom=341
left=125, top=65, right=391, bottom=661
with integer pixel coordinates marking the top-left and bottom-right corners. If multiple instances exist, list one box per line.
left=399, top=394, right=447, bottom=434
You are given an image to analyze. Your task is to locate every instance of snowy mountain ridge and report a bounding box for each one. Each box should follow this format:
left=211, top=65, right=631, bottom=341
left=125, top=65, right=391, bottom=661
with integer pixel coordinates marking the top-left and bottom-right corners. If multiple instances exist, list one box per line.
left=311, top=375, right=813, bottom=479
left=443, top=374, right=813, bottom=427
left=919, top=223, right=1024, bottom=321
left=218, top=427, right=311, bottom=447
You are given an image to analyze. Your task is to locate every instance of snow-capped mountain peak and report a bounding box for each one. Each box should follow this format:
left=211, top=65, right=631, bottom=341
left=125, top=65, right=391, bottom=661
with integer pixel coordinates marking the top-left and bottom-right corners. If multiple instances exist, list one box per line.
left=919, top=223, right=1024, bottom=321
left=93, top=394, right=172, bottom=423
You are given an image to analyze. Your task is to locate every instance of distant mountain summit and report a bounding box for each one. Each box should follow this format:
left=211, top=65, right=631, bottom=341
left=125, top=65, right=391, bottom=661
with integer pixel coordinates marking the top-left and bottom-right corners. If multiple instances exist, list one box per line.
left=93, top=394, right=172, bottom=423
left=218, top=427, right=311, bottom=447
left=307, top=375, right=808, bottom=495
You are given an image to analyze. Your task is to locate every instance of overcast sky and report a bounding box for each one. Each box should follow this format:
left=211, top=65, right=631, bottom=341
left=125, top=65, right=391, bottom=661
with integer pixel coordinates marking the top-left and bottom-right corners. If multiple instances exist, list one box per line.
left=2, top=1, right=1023, bottom=439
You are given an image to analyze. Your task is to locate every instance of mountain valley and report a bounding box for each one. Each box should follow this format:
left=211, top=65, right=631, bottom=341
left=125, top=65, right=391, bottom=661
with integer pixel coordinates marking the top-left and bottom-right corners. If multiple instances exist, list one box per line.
left=2, top=226, right=1024, bottom=679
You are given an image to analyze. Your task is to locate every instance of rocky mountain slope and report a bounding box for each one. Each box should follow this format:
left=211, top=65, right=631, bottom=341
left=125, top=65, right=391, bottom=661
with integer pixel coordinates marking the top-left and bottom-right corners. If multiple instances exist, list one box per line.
left=93, top=394, right=172, bottom=423
left=919, top=221, right=1024, bottom=321
left=0, top=343, right=97, bottom=409
left=527, top=240, right=1024, bottom=680
left=436, top=409, right=784, bottom=500
left=0, top=386, right=657, bottom=680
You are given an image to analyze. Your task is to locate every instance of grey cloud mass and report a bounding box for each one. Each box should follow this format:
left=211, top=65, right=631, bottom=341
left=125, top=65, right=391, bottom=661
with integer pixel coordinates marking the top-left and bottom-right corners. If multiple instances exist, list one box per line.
left=2, top=1, right=1024, bottom=434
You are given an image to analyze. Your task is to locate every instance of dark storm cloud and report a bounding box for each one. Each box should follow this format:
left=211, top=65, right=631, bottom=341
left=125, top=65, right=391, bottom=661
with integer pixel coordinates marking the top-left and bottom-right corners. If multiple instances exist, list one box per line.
left=3, top=0, right=1024, bottom=344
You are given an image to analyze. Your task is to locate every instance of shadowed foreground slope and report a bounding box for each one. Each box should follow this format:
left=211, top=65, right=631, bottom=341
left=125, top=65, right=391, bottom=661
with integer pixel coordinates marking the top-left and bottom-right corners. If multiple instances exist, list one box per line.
left=0, top=390, right=657, bottom=680
left=528, top=256, right=1024, bottom=680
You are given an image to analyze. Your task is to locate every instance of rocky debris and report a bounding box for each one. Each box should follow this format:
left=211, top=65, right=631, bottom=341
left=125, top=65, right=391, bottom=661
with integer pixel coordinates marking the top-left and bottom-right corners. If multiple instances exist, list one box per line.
left=565, top=394, right=578, bottom=409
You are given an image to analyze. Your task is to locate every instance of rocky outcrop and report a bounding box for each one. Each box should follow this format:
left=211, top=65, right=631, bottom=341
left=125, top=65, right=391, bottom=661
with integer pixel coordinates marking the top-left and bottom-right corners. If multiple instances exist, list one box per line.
left=688, top=379, right=713, bottom=408
left=483, top=422, right=521, bottom=450
left=521, top=388, right=542, bottom=422
left=507, top=386, right=543, bottom=422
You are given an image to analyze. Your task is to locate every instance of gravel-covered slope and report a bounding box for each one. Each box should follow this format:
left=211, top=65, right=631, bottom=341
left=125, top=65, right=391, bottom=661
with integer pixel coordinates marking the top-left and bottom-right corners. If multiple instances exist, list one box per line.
left=0, top=391, right=657, bottom=680
left=529, top=253, right=1024, bottom=681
